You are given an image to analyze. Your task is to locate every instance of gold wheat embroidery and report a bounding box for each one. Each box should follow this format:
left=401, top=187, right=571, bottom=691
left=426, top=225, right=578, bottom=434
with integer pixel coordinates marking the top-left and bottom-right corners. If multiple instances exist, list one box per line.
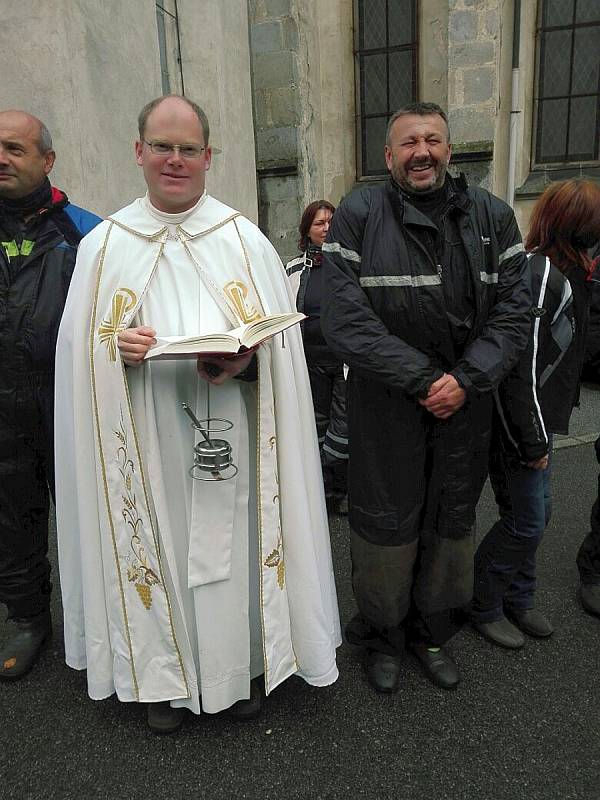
left=99, top=288, right=137, bottom=361
left=223, top=280, right=261, bottom=324
left=263, top=434, right=285, bottom=589
left=115, top=411, right=161, bottom=609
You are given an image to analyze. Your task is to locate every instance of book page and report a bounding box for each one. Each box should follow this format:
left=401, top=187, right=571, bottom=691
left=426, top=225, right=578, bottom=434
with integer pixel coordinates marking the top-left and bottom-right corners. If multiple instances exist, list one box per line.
left=239, top=312, right=305, bottom=348
left=144, top=312, right=305, bottom=359
left=145, top=333, right=241, bottom=358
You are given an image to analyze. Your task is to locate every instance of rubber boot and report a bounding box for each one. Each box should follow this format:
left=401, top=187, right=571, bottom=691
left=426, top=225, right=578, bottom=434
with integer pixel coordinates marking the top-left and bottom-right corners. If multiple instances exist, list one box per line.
left=0, top=611, right=52, bottom=681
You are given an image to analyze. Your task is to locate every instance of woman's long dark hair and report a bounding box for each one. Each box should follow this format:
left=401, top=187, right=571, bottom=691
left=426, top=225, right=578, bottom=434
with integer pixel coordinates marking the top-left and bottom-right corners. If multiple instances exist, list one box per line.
left=525, top=179, right=600, bottom=275
left=298, top=200, right=336, bottom=252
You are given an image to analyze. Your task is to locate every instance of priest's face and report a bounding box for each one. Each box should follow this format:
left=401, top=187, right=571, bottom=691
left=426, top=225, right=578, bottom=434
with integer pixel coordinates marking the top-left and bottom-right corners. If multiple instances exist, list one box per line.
left=135, top=97, right=212, bottom=213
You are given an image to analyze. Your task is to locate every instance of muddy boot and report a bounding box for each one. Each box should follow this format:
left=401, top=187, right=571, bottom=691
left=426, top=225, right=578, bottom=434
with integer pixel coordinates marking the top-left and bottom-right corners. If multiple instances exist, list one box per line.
left=0, top=611, right=52, bottom=681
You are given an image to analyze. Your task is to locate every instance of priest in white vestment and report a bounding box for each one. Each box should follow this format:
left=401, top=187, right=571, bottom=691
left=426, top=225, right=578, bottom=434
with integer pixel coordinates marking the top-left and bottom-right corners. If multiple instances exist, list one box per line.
left=54, top=95, right=340, bottom=733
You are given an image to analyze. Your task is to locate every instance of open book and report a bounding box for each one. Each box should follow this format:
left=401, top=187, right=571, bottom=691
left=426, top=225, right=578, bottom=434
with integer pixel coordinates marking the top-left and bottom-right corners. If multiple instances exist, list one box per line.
left=145, top=311, right=306, bottom=359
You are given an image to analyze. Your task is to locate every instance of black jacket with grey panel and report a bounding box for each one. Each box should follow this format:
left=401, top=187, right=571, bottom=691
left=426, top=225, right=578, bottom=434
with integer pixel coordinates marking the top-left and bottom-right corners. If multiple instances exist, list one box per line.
left=320, top=174, right=531, bottom=543
left=495, top=252, right=591, bottom=462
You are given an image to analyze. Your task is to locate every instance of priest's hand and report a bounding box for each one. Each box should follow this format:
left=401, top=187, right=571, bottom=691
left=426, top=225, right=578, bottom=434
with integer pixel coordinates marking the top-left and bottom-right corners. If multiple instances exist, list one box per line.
left=197, top=348, right=257, bottom=385
left=118, top=326, right=157, bottom=366
left=418, top=373, right=466, bottom=419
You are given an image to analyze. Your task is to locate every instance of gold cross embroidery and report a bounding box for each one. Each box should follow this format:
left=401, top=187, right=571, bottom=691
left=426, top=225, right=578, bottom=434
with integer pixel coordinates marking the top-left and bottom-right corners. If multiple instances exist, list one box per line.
left=98, top=288, right=138, bottom=361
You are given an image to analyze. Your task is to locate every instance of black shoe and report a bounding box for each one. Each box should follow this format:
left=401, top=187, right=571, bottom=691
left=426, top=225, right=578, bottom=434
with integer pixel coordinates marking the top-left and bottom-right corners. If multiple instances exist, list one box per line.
left=580, top=584, right=600, bottom=617
left=229, top=679, right=263, bottom=720
left=147, top=701, right=186, bottom=734
left=506, top=608, right=553, bottom=638
left=336, top=496, right=348, bottom=516
left=364, top=649, right=402, bottom=693
left=472, top=616, right=525, bottom=649
left=0, top=612, right=52, bottom=682
left=412, top=643, right=460, bottom=690
left=326, top=496, right=340, bottom=515
left=326, top=495, right=348, bottom=516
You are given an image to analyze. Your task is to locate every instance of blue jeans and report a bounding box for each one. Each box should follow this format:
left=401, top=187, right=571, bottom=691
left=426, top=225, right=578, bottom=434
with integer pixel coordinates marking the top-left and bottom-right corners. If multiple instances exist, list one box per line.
left=472, top=436, right=552, bottom=623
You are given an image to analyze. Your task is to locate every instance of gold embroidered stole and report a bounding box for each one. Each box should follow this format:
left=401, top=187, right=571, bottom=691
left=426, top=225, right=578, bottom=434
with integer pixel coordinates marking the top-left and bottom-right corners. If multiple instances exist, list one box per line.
left=90, top=221, right=190, bottom=702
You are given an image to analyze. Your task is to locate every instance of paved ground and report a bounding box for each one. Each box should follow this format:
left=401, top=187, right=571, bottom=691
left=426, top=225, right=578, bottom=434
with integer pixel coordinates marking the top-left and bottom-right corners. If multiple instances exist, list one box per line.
left=2, top=387, right=600, bottom=800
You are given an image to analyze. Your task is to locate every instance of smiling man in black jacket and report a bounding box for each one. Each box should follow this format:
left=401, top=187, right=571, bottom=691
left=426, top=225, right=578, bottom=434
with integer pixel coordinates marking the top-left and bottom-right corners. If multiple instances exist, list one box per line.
left=321, top=102, right=530, bottom=693
left=0, top=110, right=101, bottom=681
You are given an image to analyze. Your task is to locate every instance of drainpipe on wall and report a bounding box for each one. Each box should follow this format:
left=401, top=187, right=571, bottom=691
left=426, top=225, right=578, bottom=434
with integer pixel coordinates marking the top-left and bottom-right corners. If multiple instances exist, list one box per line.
left=506, top=0, right=521, bottom=207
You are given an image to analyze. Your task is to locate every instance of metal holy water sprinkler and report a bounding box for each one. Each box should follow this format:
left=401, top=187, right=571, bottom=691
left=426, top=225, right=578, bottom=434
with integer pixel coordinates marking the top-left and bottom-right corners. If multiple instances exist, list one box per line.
left=181, top=402, right=238, bottom=481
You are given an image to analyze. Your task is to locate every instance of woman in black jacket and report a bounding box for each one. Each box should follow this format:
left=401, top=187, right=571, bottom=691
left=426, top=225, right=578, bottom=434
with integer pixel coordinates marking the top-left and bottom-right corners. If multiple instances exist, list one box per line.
left=286, top=200, right=348, bottom=514
left=471, top=179, right=600, bottom=649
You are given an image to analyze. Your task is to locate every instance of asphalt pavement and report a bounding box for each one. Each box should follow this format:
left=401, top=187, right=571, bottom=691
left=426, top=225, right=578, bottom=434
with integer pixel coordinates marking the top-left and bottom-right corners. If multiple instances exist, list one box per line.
left=2, top=386, right=600, bottom=800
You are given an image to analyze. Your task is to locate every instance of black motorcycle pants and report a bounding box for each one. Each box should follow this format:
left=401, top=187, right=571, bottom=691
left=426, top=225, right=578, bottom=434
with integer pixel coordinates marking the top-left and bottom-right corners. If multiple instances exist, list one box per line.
left=0, top=371, right=54, bottom=619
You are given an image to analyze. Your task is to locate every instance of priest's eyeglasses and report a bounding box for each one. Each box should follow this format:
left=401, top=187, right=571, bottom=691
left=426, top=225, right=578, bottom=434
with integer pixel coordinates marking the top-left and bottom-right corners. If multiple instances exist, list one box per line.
left=144, top=140, right=206, bottom=159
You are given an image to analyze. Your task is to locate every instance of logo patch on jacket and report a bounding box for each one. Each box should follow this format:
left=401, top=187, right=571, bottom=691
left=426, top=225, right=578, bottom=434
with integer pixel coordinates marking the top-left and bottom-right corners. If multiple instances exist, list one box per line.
left=1, top=239, right=35, bottom=259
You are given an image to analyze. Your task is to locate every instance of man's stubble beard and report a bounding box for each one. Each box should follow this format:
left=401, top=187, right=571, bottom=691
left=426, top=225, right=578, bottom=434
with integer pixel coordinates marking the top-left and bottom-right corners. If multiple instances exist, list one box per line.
left=392, top=158, right=449, bottom=195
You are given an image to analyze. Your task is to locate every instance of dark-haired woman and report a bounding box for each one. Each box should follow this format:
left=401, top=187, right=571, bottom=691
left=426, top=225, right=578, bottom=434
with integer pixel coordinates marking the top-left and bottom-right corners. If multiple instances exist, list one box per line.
left=472, top=179, right=600, bottom=648
left=286, top=200, right=348, bottom=514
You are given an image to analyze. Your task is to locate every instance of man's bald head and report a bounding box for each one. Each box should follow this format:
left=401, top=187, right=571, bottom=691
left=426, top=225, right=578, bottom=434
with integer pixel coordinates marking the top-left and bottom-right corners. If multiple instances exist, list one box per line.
left=0, top=110, right=56, bottom=199
left=138, top=95, right=209, bottom=145
left=0, top=111, right=53, bottom=154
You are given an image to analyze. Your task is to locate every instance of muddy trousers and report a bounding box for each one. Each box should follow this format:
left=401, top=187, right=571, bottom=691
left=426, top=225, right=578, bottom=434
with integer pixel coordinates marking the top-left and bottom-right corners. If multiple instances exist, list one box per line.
left=346, top=528, right=474, bottom=655
left=0, top=374, right=54, bottom=620
left=344, top=391, right=492, bottom=656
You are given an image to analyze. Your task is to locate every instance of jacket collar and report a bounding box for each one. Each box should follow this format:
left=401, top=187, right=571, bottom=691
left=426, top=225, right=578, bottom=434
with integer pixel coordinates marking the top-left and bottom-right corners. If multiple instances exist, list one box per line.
left=387, top=173, right=472, bottom=220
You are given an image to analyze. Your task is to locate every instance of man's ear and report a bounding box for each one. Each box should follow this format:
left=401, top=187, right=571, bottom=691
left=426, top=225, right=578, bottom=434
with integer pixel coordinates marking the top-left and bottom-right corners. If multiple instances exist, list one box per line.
left=43, top=150, right=56, bottom=176
left=135, top=140, right=144, bottom=166
left=204, top=145, right=212, bottom=171
left=447, top=143, right=452, bottom=165
left=384, top=144, right=393, bottom=173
